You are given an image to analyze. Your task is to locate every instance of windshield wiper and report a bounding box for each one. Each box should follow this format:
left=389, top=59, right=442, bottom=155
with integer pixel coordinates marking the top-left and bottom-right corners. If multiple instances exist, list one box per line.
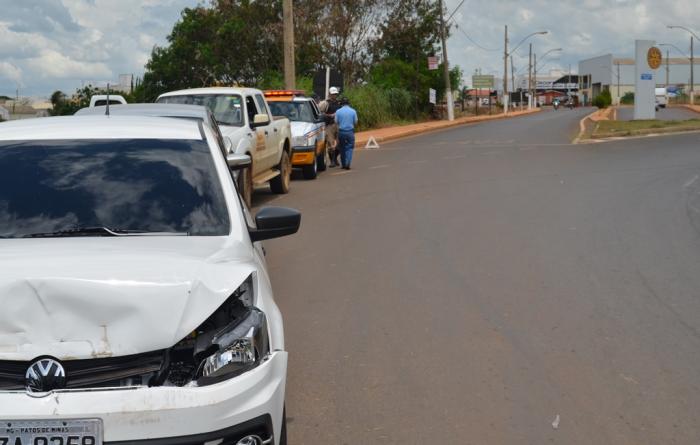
left=23, top=227, right=189, bottom=238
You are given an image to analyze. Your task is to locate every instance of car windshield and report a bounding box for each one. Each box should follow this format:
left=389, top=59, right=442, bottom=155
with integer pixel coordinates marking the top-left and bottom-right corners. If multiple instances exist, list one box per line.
left=268, top=101, right=315, bottom=123
left=158, top=94, right=244, bottom=127
left=0, top=139, right=230, bottom=238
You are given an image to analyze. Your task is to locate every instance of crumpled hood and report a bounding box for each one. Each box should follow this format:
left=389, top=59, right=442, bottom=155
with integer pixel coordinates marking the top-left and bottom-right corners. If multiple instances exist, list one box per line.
left=0, top=237, right=254, bottom=361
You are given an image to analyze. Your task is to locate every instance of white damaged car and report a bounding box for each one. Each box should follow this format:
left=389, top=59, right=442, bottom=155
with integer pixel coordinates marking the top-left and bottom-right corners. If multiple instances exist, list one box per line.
left=0, top=115, right=299, bottom=444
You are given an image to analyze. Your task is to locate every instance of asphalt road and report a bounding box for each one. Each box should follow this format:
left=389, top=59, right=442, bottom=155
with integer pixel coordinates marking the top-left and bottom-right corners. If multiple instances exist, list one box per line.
left=257, top=108, right=700, bottom=444
left=617, top=105, right=699, bottom=121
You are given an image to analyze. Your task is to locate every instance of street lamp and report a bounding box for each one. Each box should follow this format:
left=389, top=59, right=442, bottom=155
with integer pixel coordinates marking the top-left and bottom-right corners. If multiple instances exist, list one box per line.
left=667, top=25, right=699, bottom=102
left=503, top=29, right=548, bottom=112
left=659, top=43, right=692, bottom=88
left=532, top=48, right=562, bottom=105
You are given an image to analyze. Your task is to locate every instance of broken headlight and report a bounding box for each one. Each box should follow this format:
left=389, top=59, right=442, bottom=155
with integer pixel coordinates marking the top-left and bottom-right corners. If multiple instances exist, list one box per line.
left=159, top=273, right=270, bottom=387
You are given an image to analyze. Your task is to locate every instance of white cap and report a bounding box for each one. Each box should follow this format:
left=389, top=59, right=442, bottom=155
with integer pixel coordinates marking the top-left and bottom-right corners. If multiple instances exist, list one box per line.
left=329, top=87, right=339, bottom=95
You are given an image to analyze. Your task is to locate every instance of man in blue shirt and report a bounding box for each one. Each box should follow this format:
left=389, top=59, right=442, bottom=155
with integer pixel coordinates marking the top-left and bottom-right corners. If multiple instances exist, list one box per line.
left=334, top=97, right=358, bottom=170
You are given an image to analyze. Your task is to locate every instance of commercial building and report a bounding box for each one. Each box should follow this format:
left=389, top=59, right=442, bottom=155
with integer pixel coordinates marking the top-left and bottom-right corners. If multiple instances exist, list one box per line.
left=578, top=54, right=700, bottom=104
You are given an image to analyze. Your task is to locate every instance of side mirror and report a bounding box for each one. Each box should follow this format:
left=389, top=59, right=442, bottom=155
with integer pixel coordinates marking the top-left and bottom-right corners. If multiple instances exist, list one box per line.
left=249, top=207, right=301, bottom=242
left=251, top=114, right=270, bottom=128
left=223, top=136, right=233, bottom=153
left=226, top=153, right=251, bottom=171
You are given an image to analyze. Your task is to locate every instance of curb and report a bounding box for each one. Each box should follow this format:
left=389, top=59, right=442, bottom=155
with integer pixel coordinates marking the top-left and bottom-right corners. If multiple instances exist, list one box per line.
left=354, top=109, right=541, bottom=149
left=573, top=109, right=599, bottom=144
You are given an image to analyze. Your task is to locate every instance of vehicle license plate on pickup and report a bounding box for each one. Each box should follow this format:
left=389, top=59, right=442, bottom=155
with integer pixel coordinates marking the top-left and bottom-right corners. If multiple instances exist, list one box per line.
left=0, top=419, right=102, bottom=445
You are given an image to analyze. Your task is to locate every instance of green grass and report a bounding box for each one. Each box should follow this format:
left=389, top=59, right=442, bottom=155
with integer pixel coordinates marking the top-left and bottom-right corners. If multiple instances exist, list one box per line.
left=593, top=119, right=700, bottom=138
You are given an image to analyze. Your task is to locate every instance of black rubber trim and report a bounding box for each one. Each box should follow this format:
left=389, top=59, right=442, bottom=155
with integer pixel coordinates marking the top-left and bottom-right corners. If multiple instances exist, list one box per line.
left=291, top=146, right=314, bottom=153
left=105, top=414, right=272, bottom=445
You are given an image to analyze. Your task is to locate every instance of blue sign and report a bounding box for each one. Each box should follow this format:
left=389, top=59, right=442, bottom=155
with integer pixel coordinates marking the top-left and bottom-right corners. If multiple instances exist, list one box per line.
left=641, top=73, right=652, bottom=80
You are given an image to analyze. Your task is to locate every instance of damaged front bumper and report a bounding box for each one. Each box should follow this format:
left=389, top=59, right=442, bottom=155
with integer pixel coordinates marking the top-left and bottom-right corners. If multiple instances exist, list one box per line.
left=0, top=351, right=287, bottom=444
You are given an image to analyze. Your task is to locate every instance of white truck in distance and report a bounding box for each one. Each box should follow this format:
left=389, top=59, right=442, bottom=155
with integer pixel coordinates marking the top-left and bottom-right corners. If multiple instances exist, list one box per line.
left=157, top=87, right=292, bottom=206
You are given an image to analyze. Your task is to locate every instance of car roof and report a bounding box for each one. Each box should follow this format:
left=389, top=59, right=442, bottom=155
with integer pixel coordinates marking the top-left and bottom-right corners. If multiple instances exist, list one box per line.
left=158, top=87, right=262, bottom=98
left=75, top=103, right=211, bottom=120
left=0, top=115, right=203, bottom=141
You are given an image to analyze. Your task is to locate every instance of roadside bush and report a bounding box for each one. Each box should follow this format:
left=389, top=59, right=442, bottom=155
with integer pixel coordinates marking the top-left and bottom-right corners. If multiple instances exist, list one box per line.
left=344, top=85, right=391, bottom=131
left=593, top=90, right=613, bottom=109
left=385, top=88, right=413, bottom=119
left=620, top=92, right=634, bottom=105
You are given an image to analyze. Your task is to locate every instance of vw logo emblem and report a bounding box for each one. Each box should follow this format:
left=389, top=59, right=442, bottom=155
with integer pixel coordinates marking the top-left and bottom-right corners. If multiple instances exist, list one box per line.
left=25, top=358, right=66, bottom=393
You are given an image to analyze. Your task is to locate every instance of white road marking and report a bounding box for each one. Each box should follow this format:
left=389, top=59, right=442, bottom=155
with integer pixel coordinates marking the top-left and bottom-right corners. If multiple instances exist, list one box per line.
left=407, top=159, right=429, bottom=164
left=369, top=164, right=391, bottom=169
left=684, top=174, right=699, bottom=189
left=330, top=170, right=352, bottom=176
left=482, top=150, right=503, bottom=155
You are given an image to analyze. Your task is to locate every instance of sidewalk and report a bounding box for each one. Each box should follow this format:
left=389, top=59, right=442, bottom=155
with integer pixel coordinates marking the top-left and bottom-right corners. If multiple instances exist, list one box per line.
left=354, top=108, right=540, bottom=149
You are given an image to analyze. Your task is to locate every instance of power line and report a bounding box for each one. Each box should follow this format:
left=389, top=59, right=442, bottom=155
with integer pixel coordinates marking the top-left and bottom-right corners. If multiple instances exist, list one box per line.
left=454, top=23, right=500, bottom=52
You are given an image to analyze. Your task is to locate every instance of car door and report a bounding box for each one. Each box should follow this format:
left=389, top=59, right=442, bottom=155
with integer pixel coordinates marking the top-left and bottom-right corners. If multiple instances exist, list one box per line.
left=254, top=93, right=278, bottom=169
left=245, top=95, right=268, bottom=175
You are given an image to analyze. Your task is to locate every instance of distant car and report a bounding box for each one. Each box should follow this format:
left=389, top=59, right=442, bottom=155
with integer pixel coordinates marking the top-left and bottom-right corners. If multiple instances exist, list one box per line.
left=265, top=90, right=326, bottom=180
left=89, top=94, right=127, bottom=107
left=655, top=87, right=668, bottom=108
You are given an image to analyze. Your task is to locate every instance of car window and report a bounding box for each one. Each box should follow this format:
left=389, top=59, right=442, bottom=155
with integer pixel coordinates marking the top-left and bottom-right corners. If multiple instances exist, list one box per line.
left=268, top=101, right=315, bottom=123
left=0, top=139, right=230, bottom=238
left=254, top=94, right=269, bottom=118
left=245, top=96, right=259, bottom=123
left=158, top=94, right=244, bottom=127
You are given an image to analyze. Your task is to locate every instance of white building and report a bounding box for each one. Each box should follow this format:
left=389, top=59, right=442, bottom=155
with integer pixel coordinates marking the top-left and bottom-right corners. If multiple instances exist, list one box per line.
left=579, top=54, right=699, bottom=104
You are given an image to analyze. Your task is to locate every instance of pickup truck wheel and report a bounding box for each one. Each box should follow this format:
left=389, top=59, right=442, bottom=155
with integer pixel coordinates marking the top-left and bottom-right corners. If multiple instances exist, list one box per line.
left=317, top=149, right=327, bottom=172
left=237, top=166, right=253, bottom=207
left=270, top=151, right=291, bottom=194
left=302, top=156, right=318, bottom=180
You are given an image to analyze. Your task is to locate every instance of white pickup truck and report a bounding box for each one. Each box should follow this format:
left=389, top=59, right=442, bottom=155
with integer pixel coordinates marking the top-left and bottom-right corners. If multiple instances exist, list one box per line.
left=157, top=87, right=292, bottom=206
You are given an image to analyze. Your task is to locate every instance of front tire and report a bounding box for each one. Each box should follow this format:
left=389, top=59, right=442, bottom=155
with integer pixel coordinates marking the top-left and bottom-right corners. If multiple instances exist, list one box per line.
left=270, top=151, right=291, bottom=194
left=317, top=146, right=327, bottom=172
left=302, top=155, right=318, bottom=180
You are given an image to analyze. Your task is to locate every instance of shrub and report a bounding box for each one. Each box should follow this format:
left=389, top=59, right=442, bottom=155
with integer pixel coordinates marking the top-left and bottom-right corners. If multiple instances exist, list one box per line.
left=620, top=92, right=634, bottom=105
left=593, top=89, right=613, bottom=109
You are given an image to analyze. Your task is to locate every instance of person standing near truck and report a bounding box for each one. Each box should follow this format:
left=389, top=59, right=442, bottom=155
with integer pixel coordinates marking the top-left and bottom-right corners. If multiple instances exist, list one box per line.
left=319, top=87, right=342, bottom=167
left=335, top=97, right=358, bottom=170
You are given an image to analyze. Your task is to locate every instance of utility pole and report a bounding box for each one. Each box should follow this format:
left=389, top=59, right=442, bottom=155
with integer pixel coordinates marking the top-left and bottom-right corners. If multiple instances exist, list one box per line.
left=666, top=49, right=670, bottom=87
left=510, top=55, right=515, bottom=93
left=503, top=25, right=509, bottom=113
left=282, top=0, right=295, bottom=89
left=691, top=36, right=695, bottom=103
left=616, top=62, right=620, bottom=105
left=528, top=43, right=532, bottom=109
left=533, top=53, right=537, bottom=107
left=438, top=0, right=454, bottom=121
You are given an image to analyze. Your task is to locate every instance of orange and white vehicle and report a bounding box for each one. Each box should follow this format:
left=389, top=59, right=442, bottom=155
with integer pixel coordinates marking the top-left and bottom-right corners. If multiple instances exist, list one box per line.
left=265, top=90, right=326, bottom=180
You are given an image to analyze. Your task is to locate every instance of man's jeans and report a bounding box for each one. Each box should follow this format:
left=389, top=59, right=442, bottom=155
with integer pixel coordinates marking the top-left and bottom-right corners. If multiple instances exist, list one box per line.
left=338, top=130, right=355, bottom=168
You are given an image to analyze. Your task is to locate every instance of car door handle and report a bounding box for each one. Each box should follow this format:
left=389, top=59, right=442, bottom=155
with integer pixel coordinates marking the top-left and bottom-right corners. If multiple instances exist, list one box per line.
left=265, top=131, right=269, bottom=136
left=274, top=128, right=278, bottom=132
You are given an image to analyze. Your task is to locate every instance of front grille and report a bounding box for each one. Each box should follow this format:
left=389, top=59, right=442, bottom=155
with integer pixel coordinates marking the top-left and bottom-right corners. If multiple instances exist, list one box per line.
left=0, top=350, right=166, bottom=390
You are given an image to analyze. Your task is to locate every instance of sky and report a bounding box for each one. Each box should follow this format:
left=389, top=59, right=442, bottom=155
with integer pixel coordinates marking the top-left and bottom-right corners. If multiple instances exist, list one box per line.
left=0, top=0, right=698, bottom=98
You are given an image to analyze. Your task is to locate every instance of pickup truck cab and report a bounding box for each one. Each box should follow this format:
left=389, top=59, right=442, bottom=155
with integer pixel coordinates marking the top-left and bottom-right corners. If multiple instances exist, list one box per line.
left=157, top=87, right=292, bottom=206
left=265, top=90, right=326, bottom=180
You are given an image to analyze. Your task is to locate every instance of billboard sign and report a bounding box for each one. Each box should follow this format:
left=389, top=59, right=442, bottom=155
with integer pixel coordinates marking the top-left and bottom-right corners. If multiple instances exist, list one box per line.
left=472, top=75, right=494, bottom=88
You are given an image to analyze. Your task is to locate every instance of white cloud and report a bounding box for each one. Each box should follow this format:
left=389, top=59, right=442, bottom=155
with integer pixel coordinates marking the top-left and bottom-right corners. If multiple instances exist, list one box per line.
left=0, top=62, right=24, bottom=86
left=25, top=49, right=111, bottom=79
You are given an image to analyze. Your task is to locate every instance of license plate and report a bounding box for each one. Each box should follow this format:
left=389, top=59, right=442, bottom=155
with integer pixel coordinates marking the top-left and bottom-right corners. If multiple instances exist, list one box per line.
left=0, top=419, right=103, bottom=445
